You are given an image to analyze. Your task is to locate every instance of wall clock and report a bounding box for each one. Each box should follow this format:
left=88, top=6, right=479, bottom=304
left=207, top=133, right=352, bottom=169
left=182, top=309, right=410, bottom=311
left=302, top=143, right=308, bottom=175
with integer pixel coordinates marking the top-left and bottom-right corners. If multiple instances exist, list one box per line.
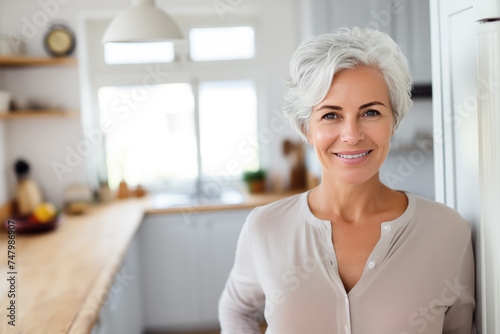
left=44, top=24, right=76, bottom=57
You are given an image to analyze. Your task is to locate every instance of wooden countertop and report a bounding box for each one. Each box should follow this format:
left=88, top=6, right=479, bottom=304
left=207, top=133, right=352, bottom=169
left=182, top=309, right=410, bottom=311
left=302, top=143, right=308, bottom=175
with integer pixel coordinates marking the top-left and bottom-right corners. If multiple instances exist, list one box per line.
left=145, top=190, right=305, bottom=214
left=0, top=190, right=303, bottom=334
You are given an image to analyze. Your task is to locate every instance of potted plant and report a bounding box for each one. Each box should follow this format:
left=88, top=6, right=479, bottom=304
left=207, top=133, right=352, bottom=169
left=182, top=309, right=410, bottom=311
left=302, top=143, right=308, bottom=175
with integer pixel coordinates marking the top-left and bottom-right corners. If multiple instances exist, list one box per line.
left=243, top=169, right=267, bottom=193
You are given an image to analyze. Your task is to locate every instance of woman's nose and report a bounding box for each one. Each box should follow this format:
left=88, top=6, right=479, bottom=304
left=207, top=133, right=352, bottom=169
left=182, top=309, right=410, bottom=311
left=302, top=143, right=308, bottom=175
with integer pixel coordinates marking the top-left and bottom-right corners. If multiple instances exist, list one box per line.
left=339, top=119, right=365, bottom=145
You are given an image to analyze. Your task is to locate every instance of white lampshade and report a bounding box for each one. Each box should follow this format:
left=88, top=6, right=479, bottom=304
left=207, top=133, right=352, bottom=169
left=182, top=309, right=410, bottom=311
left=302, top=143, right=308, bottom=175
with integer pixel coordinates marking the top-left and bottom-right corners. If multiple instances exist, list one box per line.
left=102, top=0, right=184, bottom=43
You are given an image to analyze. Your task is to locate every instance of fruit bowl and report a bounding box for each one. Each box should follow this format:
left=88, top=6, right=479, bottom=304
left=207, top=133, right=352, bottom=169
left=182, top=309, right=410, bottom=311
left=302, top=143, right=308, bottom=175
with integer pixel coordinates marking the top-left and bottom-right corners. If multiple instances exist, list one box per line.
left=2, top=213, right=63, bottom=234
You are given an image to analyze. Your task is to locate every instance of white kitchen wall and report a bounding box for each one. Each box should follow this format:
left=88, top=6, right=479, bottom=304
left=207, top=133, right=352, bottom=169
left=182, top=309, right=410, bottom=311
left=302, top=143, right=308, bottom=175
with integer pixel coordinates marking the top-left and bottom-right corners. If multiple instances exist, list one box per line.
left=0, top=0, right=301, bottom=206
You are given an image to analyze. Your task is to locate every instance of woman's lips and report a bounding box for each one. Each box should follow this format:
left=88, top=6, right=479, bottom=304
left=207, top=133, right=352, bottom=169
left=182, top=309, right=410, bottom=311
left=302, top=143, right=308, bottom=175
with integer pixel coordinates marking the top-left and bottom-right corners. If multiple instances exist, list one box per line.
left=333, top=150, right=373, bottom=165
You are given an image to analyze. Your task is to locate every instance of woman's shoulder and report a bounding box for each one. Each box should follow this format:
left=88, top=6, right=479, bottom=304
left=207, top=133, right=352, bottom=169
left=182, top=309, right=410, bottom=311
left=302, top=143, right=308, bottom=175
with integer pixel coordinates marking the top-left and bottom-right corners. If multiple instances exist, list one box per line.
left=246, top=191, right=308, bottom=230
left=407, top=192, right=472, bottom=237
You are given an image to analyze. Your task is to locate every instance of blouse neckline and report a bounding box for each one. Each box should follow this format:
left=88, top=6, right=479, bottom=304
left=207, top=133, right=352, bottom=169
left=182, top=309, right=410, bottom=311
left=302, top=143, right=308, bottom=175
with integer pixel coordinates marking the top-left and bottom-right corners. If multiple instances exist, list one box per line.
left=301, top=189, right=416, bottom=230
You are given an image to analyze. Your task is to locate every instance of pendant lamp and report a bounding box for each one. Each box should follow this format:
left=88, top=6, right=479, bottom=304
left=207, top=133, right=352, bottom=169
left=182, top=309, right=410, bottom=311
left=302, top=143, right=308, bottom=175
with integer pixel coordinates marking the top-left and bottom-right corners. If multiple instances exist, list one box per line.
left=102, top=0, right=184, bottom=43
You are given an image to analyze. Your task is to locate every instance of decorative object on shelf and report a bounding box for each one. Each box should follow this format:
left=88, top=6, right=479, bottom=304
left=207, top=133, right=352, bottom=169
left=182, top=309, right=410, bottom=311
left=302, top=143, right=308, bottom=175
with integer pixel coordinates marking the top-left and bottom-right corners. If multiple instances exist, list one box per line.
left=44, top=23, right=76, bottom=57
left=243, top=169, right=267, bottom=194
left=0, top=90, right=11, bottom=113
left=26, top=96, right=62, bottom=110
left=283, top=139, right=307, bottom=190
left=102, top=0, right=184, bottom=43
left=0, top=34, right=25, bottom=55
left=14, top=159, right=42, bottom=216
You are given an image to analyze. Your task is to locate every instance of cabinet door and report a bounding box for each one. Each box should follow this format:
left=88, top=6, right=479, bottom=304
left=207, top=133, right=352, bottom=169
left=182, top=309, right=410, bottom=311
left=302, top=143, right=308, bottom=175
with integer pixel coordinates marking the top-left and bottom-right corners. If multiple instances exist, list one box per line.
left=197, top=209, right=253, bottom=324
left=301, top=0, right=431, bottom=83
left=388, top=0, right=432, bottom=83
left=137, top=209, right=252, bottom=330
left=91, top=236, right=144, bottom=334
left=138, top=213, right=201, bottom=329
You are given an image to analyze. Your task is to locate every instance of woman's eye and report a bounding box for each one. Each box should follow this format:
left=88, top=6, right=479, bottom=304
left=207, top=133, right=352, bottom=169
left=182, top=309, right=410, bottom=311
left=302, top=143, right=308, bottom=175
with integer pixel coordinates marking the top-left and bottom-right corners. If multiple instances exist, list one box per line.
left=363, top=110, right=381, bottom=117
left=322, top=113, right=338, bottom=120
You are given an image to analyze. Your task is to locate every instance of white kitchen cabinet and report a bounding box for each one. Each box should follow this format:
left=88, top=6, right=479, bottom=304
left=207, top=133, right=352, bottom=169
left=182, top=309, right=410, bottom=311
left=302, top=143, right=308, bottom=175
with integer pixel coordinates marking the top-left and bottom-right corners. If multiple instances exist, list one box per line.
left=91, top=235, right=144, bottom=334
left=385, top=0, right=432, bottom=84
left=137, top=208, right=253, bottom=331
left=301, top=0, right=432, bottom=83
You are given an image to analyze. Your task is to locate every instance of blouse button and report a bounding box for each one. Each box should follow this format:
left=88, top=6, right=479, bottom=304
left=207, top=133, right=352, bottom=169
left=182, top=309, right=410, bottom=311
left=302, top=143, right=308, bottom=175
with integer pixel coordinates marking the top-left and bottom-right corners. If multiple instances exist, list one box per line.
left=382, top=224, right=391, bottom=232
left=368, top=261, right=376, bottom=269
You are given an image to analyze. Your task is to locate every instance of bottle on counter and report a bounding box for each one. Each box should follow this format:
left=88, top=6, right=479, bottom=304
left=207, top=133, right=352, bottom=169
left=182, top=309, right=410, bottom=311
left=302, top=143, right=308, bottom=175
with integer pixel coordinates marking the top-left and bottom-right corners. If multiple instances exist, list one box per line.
left=14, top=159, right=42, bottom=216
left=117, top=179, right=129, bottom=198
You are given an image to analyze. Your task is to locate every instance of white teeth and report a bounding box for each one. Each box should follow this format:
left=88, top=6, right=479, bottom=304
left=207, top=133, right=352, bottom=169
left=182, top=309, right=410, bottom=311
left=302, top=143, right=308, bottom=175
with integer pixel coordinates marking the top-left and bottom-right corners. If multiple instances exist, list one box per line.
left=337, top=151, right=370, bottom=159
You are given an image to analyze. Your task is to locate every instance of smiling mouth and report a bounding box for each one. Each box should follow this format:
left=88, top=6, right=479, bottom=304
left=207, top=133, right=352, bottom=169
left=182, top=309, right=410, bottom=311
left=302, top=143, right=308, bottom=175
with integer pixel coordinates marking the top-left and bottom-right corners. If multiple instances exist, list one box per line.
left=334, top=150, right=373, bottom=159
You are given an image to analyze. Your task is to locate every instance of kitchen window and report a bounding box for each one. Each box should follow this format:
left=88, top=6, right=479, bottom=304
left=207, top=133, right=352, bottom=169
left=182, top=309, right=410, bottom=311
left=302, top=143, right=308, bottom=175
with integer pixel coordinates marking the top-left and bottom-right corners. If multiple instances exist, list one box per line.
left=189, top=26, right=255, bottom=61
left=104, top=42, right=175, bottom=64
left=98, top=79, right=258, bottom=190
left=84, top=17, right=262, bottom=191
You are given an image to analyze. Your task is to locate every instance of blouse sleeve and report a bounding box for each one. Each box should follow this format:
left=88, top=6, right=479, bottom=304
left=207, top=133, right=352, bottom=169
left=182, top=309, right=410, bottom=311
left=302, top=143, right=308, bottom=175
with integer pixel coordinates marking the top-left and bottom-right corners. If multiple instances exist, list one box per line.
left=443, top=235, right=476, bottom=334
left=218, top=209, right=265, bottom=334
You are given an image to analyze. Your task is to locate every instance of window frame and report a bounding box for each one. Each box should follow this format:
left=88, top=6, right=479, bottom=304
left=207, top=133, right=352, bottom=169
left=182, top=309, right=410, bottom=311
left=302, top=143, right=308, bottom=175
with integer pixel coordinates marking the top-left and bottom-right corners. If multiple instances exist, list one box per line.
left=80, top=13, right=266, bottom=193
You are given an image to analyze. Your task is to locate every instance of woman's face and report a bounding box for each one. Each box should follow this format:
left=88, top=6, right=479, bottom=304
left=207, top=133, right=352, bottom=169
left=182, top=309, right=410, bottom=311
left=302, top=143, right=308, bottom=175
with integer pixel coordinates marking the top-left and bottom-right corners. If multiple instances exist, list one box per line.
left=306, top=66, right=394, bottom=185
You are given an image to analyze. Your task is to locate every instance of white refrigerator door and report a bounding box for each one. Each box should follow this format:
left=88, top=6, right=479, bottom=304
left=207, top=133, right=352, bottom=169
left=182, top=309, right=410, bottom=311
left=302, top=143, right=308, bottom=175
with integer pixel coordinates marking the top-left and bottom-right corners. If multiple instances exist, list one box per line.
left=476, top=20, right=500, bottom=334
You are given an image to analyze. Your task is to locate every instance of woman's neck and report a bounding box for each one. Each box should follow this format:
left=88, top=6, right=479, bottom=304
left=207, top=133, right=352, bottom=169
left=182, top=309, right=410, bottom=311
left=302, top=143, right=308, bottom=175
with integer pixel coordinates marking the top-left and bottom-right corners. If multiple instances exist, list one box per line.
left=309, top=172, right=401, bottom=224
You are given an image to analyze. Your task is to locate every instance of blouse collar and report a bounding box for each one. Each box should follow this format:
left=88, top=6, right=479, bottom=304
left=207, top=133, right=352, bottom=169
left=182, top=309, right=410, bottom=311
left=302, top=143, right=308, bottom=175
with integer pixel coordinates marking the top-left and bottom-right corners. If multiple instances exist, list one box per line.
left=301, top=189, right=416, bottom=231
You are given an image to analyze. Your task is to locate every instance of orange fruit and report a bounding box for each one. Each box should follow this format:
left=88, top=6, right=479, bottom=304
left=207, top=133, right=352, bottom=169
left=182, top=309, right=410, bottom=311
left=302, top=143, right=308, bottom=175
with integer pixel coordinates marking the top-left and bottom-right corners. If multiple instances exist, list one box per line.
left=33, top=202, right=57, bottom=223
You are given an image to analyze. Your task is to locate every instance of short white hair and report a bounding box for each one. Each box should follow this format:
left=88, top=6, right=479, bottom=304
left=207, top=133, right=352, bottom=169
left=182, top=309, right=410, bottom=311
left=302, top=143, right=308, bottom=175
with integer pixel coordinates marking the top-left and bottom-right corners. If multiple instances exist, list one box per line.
left=283, top=27, right=413, bottom=142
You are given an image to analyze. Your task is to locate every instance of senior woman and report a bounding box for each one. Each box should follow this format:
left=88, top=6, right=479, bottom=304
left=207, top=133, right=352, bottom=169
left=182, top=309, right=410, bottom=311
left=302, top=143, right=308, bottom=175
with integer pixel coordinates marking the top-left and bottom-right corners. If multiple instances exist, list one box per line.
left=219, top=28, right=475, bottom=334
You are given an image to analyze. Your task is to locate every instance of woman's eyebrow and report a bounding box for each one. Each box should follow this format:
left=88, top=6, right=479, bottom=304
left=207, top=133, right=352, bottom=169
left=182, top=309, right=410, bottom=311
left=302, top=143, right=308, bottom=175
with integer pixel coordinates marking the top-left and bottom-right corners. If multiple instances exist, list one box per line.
left=314, top=105, right=342, bottom=112
left=359, top=101, right=387, bottom=109
left=314, top=101, right=387, bottom=112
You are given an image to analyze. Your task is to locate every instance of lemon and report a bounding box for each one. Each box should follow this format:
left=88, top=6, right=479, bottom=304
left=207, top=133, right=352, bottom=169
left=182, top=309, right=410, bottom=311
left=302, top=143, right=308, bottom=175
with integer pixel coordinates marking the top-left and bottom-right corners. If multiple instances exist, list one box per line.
left=33, top=202, right=57, bottom=223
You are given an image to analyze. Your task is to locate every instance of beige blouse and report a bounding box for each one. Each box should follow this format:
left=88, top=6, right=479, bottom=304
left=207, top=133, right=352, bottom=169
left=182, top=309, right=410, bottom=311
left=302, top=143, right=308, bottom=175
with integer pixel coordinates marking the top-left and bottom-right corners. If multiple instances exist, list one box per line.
left=219, top=191, right=475, bottom=334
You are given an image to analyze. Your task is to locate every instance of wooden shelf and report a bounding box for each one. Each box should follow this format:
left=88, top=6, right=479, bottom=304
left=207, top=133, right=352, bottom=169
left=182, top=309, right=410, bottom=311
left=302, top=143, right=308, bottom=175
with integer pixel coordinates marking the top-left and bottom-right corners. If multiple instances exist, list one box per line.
left=0, top=55, right=77, bottom=67
left=0, top=110, right=80, bottom=120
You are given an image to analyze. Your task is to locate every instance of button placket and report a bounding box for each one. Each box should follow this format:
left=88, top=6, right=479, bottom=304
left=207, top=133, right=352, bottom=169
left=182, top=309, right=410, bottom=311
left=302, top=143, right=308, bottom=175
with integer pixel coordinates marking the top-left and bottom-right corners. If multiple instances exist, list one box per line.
left=344, top=296, right=351, bottom=334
